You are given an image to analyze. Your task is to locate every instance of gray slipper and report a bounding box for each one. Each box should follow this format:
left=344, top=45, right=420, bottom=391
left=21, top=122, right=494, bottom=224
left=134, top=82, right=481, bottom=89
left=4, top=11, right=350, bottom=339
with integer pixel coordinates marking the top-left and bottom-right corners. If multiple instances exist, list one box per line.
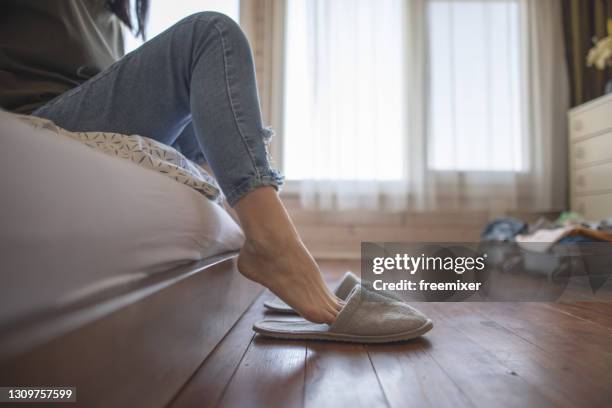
left=263, top=271, right=401, bottom=313
left=253, top=285, right=433, bottom=343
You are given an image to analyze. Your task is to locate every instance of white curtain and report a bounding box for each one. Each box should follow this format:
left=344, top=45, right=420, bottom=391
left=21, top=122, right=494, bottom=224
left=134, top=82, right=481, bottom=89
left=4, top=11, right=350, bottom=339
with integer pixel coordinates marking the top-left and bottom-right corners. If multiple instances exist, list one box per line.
left=282, top=0, right=569, bottom=213
left=284, top=0, right=407, bottom=210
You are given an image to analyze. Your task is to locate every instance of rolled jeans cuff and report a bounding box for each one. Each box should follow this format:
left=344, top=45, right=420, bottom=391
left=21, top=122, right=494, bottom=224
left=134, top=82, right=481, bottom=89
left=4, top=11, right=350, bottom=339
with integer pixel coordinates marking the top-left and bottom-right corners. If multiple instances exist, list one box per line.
left=224, top=170, right=285, bottom=207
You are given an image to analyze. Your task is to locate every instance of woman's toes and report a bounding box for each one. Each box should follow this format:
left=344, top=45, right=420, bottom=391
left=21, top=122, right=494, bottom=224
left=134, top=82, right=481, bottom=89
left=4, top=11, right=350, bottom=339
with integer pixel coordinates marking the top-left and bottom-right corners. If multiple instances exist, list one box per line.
left=237, top=236, right=343, bottom=324
left=325, top=298, right=342, bottom=315
left=321, top=308, right=337, bottom=324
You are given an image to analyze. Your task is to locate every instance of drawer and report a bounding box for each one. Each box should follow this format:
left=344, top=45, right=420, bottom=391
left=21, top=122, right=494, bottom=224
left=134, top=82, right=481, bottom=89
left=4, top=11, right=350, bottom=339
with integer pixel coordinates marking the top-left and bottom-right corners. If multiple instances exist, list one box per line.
left=572, top=193, right=612, bottom=220
left=571, top=131, right=612, bottom=167
left=573, top=162, right=612, bottom=194
left=569, top=97, right=612, bottom=140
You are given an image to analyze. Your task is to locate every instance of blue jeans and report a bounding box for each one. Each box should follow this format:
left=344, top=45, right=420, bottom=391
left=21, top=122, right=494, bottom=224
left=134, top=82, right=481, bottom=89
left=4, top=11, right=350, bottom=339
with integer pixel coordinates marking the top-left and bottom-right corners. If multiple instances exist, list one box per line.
left=33, top=12, right=283, bottom=206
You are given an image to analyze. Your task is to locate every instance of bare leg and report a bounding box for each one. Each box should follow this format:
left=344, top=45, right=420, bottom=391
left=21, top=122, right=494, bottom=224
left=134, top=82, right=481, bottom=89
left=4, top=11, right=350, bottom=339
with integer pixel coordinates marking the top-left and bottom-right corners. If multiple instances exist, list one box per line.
left=235, top=187, right=342, bottom=324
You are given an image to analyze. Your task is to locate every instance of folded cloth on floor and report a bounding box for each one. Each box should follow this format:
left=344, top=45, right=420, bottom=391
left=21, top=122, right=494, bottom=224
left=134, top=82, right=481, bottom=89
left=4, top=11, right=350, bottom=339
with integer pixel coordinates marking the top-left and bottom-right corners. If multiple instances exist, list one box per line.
left=254, top=285, right=433, bottom=343
left=14, top=113, right=221, bottom=201
left=516, top=226, right=612, bottom=253
left=516, top=227, right=574, bottom=252
left=263, top=271, right=401, bottom=313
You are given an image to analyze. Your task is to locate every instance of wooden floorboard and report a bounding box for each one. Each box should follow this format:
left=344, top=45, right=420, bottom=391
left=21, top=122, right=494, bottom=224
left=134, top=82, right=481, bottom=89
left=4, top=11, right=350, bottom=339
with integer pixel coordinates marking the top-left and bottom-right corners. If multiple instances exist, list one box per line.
left=452, top=302, right=612, bottom=404
left=411, top=313, right=558, bottom=408
left=167, top=292, right=264, bottom=408
left=474, top=302, right=612, bottom=376
left=303, top=343, right=388, bottom=408
left=218, top=335, right=306, bottom=408
left=550, top=302, right=612, bottom=329
left=169, top=261, right=612, bottom=408
left=585, top=301, right=612, bottom=316
left=367, top=340, right=474, bottom=408
left=419, top=302, right=611, bottom=407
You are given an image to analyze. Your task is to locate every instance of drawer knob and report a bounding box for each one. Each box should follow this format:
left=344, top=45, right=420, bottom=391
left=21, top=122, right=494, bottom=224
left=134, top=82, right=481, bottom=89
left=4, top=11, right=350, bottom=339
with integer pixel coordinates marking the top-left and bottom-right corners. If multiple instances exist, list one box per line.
left=575, top=147, right=585, bottom=159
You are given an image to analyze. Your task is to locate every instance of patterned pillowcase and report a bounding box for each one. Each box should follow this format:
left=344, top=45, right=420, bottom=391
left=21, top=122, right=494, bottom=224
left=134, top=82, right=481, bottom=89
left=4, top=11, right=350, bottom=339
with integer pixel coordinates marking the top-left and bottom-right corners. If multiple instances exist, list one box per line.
left=16, top=114, right=221, bottom=202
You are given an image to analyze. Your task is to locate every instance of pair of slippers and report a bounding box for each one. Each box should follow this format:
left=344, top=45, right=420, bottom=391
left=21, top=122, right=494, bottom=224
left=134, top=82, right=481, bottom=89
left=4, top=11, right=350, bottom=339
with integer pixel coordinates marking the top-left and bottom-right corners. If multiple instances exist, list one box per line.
left=253, top=272, right=433, bottom=343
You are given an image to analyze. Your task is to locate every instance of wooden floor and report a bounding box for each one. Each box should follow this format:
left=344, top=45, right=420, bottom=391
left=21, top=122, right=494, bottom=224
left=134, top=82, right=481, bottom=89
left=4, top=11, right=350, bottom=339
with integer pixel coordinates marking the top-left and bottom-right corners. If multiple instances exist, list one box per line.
left=169, top=260, right=612, bottom=408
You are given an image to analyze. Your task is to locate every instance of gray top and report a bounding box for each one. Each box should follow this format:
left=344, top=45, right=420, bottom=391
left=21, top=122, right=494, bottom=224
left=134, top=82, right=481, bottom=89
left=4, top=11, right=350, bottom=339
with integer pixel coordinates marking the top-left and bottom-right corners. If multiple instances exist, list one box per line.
left=0, top=0, right=125, bottom=113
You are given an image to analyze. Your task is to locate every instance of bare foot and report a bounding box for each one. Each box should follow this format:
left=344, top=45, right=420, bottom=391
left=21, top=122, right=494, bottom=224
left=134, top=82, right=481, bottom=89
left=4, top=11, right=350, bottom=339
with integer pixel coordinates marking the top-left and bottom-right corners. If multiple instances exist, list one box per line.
left=237, top=235, right=342, bottom=324
left=233, top=186, right=341, bottom=324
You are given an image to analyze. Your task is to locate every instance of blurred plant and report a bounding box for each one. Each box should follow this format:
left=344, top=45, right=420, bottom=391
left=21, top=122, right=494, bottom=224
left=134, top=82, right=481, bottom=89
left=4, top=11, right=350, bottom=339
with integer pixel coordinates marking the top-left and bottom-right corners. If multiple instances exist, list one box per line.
left=586, top=18, right=612, bottom=70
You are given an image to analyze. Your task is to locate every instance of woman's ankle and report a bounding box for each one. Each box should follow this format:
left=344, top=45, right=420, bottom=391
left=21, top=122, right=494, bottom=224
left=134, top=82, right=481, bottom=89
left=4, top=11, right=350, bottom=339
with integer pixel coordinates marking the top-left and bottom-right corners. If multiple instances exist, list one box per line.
left=234, top=186, right=301, bottom=251
left=242, top=228, right=302, bottom=260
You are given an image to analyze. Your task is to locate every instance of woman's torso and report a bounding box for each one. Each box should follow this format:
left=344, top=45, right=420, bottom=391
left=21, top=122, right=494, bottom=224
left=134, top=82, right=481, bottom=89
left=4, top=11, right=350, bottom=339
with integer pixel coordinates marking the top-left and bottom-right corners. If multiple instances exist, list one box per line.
left=0, top=0, right=124, bottom=114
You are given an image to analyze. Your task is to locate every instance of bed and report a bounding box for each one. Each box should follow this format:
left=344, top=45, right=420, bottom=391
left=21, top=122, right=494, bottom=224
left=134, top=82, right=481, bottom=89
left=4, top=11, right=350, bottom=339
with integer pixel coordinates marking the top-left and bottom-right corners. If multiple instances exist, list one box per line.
left=0, top=112, right=262, bottom=407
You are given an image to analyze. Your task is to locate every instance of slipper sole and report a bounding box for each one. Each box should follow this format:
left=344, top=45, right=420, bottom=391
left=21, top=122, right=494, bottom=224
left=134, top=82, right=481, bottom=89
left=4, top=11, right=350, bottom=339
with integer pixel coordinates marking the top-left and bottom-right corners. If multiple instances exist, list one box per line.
left=253, top=319, right=433, bottom=344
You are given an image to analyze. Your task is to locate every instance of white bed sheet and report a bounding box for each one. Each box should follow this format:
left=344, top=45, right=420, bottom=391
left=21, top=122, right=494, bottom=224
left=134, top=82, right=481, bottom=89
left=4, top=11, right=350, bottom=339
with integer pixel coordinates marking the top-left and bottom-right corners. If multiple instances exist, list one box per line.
left=0, top=112, right=244, bottom=324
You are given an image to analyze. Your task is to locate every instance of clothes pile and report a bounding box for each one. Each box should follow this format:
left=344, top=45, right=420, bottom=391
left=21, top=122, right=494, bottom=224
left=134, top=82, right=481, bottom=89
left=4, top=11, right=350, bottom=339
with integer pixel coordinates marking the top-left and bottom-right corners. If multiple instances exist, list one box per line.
left=481, top=212, right=612, bottom=253
left=481, top=213, right=612, bottom=292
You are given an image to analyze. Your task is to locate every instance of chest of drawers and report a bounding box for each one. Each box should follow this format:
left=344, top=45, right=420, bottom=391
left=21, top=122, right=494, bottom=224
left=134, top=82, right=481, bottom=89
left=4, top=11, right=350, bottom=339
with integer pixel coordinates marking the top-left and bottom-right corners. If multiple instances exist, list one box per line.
left=569, top=93, right=612, bottom=220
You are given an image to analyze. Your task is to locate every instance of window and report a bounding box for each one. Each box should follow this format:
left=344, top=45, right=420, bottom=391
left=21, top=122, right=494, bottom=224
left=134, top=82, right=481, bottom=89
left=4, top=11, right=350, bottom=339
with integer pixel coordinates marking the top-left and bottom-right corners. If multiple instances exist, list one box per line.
left=427, top=0, right=524, bottom=172
left=282, top=0, right=525, bottom=182
left=124, top=0, right=240, bottom=53
left=282, top=0, right=405, bottom=181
